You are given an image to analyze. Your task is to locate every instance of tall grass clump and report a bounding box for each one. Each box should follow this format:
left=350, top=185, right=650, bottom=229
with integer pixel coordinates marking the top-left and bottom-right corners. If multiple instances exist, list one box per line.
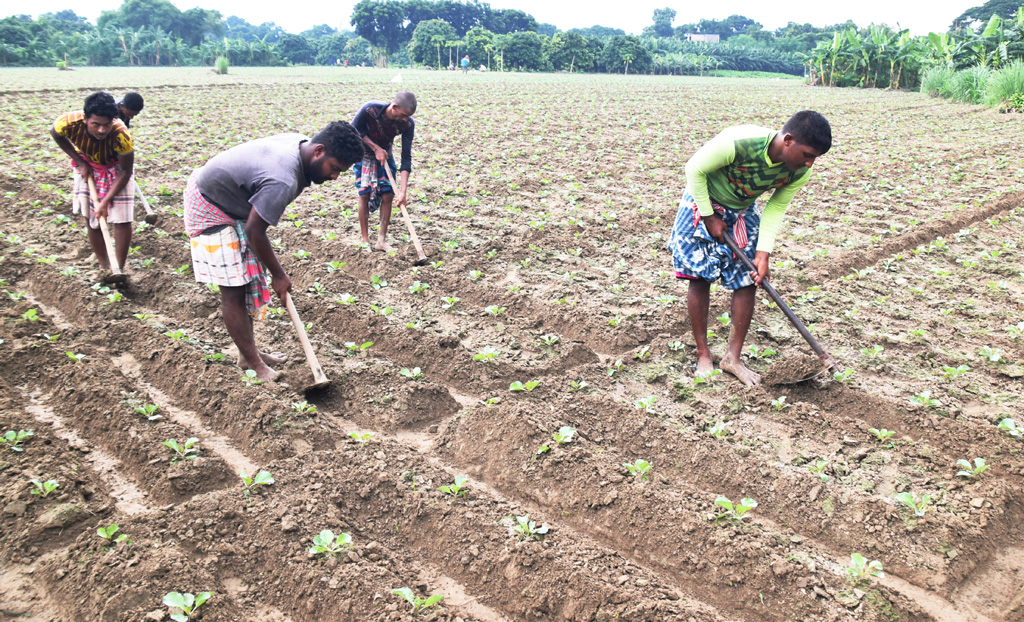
left=946, top=66, right=992, bottom=103
left=986, top=60, right=1024, bottom=111
left=920, top=66, right=954, bottom=96
left=215, top=55, right=229, bottom=75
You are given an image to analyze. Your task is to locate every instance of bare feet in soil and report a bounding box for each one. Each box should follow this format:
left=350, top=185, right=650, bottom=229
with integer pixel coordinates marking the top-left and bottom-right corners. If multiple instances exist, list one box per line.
left=695, top=352, right=714, bottom=376
left=375, top=240, right=396, bottom=252
left=239, top=351, right=288, bottom=369
left=249, top=364, right=281, bottom=382
left=720, top=351, right=761, bottom=386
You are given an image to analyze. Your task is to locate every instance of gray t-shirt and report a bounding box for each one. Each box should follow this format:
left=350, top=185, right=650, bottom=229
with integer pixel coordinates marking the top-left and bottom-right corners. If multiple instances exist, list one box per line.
left=194, top=133, right=311, bottom=226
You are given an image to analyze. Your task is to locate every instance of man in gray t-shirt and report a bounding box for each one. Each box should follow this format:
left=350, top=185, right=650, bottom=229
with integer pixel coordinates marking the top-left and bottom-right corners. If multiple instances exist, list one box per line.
left=184, top=121, right=363, bottom=382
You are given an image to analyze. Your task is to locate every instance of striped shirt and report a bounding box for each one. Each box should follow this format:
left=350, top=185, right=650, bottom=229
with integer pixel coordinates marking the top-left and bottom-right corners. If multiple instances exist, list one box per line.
left=53, top=112, right=134, bottom=166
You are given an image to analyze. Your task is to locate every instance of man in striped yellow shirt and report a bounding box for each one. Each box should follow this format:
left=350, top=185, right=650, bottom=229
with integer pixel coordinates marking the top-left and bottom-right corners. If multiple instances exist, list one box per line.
left=667, top=111, right=831, bottom=385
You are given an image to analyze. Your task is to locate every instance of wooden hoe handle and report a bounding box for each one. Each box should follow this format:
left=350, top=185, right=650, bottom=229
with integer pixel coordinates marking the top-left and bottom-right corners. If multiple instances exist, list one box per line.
left=87, top=177, right=124, bottom=277
left=284, top=293, right=329, bottom=387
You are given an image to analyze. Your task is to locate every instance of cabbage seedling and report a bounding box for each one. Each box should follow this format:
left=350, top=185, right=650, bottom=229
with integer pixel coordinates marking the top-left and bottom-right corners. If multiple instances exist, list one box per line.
left=97, top=524, right=130, bottom=548
left=771, top=396, right=789, bottom=411
left=370, top=276, right=388, bottom=289
left=440, top=296, right=460, bottom=309
left=326, top=261, right=346, bottom=273
left=511, top=514, right=549, bottom=540
left=910, top=391, right=941, bottom=408
left=846, top=553, right=884, bottom=579
left=29, top=478, right=58, bottom=497
left=568, top=379, right=589, bottom=392
left=607, top=359, right=625, bottom=377
left=540, top=334, right=560, bottom=346
left=409, top=281, right=430, bottom=294
left=392, top=587, right=444, bottom=615
left=956, top=458, right=989, bottom=478
left=240, top=369, right=261, bottom=386
left=349, top=432, right=373, bottom=442
left=439, top=475, right=469, bottom=496
left=291, top=401, right=317, bottom=415
left=473, top=346, right=500, bottom=362
left=667, top=341, right=685, bottom=352
left=979, top=346, right=1002, bottom=362
left=484, top=305, right=506, bottom=317
left=552, top=426, right=575, bottom=444
left=134, top=404, right=161, bottom=420
left=693, top=369, right=721, bottom=384
left=713, top=496, right=757, bottom=520
left=994, top=416, right=1022, bottom=439
left=20, top=308, right=39, bottom=321
left=163, top=437, right=199, bottom=461
left=746, top=345, right=777, bottom=359
left=163, top=591, right=210, bottom=622
left=308, top=530, right=352, bottom=556
left=468, top=270, right=483, bottom=281
left=634, top=396, right=656, bottom=412
left=807, top=460, right=829, bottom=482
left=344, top=341, right=374, bottom=354
left=942, top=365, right=969, bottom=379
left=509, top=380, right=539, bottom=392
left=868, top=428, right=894, bottom=443
left=239, top=469, right=274, bottom=497
left=335, top=293, right=358, bottom=305
left=1, top=429, right=33, bottom=452
left=832, top=368, right=855, bottom=383
left=623, top=459, right=652, bottom=481
left=66, top=351, right=85, bottom=363
left=708, top=421, right=730, bottom=438
left=895, top=491, right=932, bottom=517
left=634, top=345, right=651, bottom=360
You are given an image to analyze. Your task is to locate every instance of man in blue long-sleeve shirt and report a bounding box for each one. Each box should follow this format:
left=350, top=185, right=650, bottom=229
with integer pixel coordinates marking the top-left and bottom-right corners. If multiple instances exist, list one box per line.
left=351, top=91, right=416, bottom=252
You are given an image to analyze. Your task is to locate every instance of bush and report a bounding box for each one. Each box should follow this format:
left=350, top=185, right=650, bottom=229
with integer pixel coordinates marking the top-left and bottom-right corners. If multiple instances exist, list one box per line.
left=920, top=66, right=953, bottom=96
left=56, top=61, right=68, bottom=70
left=215, top=55, right=229, bottom=74
left=986, top=60, right=1024, bottom=111
left=945, top=66, right=991, bottom=104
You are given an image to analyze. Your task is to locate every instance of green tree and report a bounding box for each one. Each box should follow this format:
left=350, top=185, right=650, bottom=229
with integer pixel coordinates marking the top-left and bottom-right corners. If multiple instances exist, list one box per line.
left=544, top=31, right=597, bottom=71
left=463, top=25, right=494, bottom=69
left=649, top=8, right=676, bottom=38
left=276, top=33, right=315, bottom=64
left=953, top=0, right=1023, bottom=31
left=503, top=30, right=548, bottom=70
left=601, top=35, right=652, bottom=73
left=351, top=0, right=407, bottom=59
left=409, top=19, right=457, bottom=66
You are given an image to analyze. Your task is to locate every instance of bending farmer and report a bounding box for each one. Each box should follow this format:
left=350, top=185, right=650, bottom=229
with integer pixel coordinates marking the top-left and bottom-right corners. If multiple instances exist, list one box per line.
left=184, top=122, right=363, bottom=382
left=50, top=91, right=135, bottom=273
left=667, top=110, right=832, bottom=386
left=351, top=90, right=416, bottom=252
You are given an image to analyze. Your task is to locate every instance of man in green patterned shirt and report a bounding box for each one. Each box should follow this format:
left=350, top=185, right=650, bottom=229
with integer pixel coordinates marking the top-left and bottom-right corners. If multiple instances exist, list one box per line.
left=667, top=110, right=831, bottom=385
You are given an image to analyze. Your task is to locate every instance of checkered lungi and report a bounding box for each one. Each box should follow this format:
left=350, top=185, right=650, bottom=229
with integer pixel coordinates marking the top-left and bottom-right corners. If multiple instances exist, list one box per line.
left=71, top=160, right=134, bottom=229
left=353, top=155, right=397, bottom=213
left=666, top=189, right=761, bottom=291
left=183, top=171, right=271, bottom=318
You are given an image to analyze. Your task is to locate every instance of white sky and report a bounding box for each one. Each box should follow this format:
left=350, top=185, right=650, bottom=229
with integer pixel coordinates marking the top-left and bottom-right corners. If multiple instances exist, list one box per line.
left=14, top=0, right=975, bottom=37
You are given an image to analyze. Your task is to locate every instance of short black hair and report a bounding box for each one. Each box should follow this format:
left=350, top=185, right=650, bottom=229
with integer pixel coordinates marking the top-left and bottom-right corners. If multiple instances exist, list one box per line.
left=83, top=91, right=118, bottom=120
left=394, top=90, right=417, bottom=114
left=782, top=110, right=831, bottom=155
left=121, top=92, right=144, bottom=111
left=311, top=121, right=363, bottom=164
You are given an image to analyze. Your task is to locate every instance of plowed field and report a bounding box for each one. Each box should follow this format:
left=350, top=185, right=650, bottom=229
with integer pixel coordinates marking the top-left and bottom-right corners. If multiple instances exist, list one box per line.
left=2, top=68, right=1023, bottom=622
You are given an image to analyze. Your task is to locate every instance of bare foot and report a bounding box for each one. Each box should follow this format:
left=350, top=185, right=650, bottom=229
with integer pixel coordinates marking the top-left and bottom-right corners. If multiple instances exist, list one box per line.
left=239, top=351, right=288, bottom=369
left=251, top=363, right=280, bottom=383
left=375, top=240, right=396, bottom=252
left=695, top=352, right=714, bottom=376
left=720, top=351, right=761, bottom=386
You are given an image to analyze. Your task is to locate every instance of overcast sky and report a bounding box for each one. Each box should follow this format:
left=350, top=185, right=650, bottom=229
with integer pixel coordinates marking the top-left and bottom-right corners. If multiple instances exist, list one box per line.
left=15, top=0, right=976, bottom=36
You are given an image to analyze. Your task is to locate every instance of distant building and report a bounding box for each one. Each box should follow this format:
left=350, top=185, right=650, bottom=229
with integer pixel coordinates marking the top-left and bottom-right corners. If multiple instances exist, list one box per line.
left=684, top=33, right=720, bottom=43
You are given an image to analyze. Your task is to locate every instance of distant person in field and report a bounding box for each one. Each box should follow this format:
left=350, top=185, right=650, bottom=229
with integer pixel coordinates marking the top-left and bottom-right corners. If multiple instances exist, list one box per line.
left=461, top=55, right=470, bottom=73
left=116, top=92, right=144, bottom=129
left=184, top=121, right=363, bottom=382
left=50, top=91, right=135, bottom=273
left=667, top=110, right=831, bottom=386
left=351, top=90, right=416, bottom=252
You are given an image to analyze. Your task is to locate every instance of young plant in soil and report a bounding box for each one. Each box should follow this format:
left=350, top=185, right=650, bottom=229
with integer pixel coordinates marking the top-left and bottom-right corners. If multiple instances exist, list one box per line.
left=163, top=591, right=210, bottom=622
left=510, top=514, right=549, bottom=540
left=392, top=587, right=444, bottom=616
left=1, top=429, right=33, bottom=452
left=807, top=460, right=829, bottom=482
left=942, top=364, right=970, bottom=379
left=400, top=367, right=423, bottom=380
left=868, top=428, right=895, bottom=444
left=473, top=346, right=500, bottom=363
left=712, top=496, right=758, bottom=521
left=335, top=293, right=358, bottom=305
left=308, top=530, right=352, bottom=556
left=239, top=469, right=274, bottom=497
left=998, top=418, right=1022, bottom=438
left=409, top=281, right=430, bottom=294
left=97, top=524, right=130, bottom=549
left=163, top=437, right=199, bottom=462
left=66, top=351, right=86, bottom=363
left=438, top=475, right=469, bottom=496
left=846, top=553, right=884, bottom=580
left=956, top=458, right=989, bottom=478
left=708, top=421, right=730, bottom=439
left=540, top=334, right=560, bottom=346
left=484, top=305, right=506, bottom=317
left=634, top=396, right=657, bottom=413
left=240, top=370, right=262, bottom=386
left=693, top=369, right=722, bottom=384
left=568, top=379, right=589, bottom=393
left=771, top=396, right=789, bottom=411
left=291, top=400, right=317, bottom=415
left=345, top=341, right=374, bottom=355
left=29, top=478, right=58, bottom=498
left=440, top=296, right=460, bottom=310
left=134, top=404, right=162, bottom=421
left=552, top=426, right=576, bottom=445
left=348, top=432, right=373, bottom=443
left=910, top=390, right=941, bottom=408
left=623, top=459, right=652, bottom=481
left=895, top=491, right=933, bottom=517
left=509, top=380, right=539, bottom=392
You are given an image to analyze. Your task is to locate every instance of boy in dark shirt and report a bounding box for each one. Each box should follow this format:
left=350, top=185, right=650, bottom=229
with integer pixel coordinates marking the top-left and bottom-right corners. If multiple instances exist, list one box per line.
left=116, top=92, right=144, bottom=128
left=351, top=91, right=416, bottom=252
